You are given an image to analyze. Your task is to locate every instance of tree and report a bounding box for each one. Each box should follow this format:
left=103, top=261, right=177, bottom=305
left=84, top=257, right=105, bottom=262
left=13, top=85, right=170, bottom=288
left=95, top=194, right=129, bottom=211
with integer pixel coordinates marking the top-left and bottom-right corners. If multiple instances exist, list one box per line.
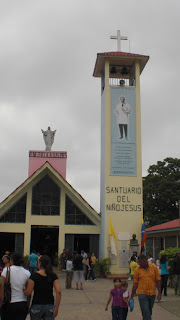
left=143, top=157, right=180, bottom=227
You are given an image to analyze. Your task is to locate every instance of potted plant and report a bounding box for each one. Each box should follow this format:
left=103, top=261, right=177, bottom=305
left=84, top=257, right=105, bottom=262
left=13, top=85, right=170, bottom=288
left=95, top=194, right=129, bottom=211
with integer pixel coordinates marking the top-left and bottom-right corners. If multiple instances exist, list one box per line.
left=95, top=257, right=111, bottom=278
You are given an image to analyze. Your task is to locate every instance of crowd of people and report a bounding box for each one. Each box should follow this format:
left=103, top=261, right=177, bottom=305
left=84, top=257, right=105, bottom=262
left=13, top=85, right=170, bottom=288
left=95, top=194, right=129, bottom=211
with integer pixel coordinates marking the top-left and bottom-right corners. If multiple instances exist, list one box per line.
left=0, top=248, right=179, bottom=320
left=60, top=249, right=98, bottom=290
left=129, top=251, right=180, bottom=297
left=0, top=248, right=98, bottom=319
left=60, top=248, right=180, bottom=320
left=0, top=250, right=61, bottom=320
left=125, top=251, right=180, bottom=320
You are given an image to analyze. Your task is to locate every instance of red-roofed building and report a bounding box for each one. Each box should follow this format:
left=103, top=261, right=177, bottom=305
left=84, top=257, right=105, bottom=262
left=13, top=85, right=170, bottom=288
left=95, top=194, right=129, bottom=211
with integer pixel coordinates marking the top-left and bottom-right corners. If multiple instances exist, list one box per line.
left=146, top=219, right=180, bottom=259
left=93, top=52, right=149, bottom=78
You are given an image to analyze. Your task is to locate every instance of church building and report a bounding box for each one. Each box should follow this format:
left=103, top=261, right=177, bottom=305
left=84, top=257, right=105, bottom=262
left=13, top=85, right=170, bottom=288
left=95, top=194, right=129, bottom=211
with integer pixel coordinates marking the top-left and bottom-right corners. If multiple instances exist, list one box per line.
left=0, top=133, right=100, bottom=262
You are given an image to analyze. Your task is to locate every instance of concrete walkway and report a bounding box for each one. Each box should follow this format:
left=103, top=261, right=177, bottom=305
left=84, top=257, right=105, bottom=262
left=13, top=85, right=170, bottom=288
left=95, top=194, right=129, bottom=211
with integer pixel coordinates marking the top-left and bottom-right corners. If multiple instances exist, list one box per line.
left=27, top=270, right=180, bottom=320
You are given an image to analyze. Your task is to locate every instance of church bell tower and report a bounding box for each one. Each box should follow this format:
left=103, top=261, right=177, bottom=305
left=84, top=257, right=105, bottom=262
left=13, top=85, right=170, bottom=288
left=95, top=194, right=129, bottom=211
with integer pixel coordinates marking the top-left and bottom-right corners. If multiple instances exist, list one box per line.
left=93, top=31, right=149, bottom=273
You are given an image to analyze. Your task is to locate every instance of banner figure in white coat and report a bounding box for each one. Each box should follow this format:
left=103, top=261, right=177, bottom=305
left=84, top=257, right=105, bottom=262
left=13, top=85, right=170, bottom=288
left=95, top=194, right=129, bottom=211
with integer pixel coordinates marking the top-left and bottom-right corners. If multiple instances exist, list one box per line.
left=114, top=96, right=131, bottom=141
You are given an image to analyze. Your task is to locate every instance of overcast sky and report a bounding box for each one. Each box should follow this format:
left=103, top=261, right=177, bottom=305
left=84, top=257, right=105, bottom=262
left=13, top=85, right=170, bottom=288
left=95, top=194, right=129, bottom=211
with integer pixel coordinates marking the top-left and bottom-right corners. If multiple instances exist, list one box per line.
left=0, top=0, right=179, bottom=212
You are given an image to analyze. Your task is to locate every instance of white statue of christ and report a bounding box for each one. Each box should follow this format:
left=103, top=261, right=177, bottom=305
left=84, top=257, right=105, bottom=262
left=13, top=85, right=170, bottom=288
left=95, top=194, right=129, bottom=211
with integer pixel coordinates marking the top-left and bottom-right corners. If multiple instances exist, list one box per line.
left=41, top=127, right=56, bottom=151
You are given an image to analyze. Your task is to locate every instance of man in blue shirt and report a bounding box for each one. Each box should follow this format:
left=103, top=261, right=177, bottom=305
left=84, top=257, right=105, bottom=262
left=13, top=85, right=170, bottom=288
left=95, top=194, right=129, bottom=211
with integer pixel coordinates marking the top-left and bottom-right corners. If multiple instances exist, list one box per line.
left=28, top=250, right=38, bottom=274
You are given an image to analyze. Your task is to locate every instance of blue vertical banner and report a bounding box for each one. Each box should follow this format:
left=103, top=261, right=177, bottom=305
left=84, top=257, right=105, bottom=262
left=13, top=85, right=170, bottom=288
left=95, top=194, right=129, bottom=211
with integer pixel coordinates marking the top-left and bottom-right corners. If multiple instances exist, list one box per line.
left=110, top=87, right=136, bottom=176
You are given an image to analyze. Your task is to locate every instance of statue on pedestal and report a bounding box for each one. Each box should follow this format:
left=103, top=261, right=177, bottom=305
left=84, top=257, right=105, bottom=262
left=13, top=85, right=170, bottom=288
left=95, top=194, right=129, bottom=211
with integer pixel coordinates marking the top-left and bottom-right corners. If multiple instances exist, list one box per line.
left=130, top=234, right=138, bottom=245
left=129, top=233, right=139, bottom=258
left=41, top=127, right=56, bottom=151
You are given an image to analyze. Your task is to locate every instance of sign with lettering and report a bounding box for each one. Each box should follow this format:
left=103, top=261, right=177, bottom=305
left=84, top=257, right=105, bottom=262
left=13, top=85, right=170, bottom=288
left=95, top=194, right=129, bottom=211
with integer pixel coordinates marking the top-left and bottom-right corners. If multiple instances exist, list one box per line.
left=110, top=87, right=136, bottom=176
left=106, top=186, right=142, bottom=213
left=29, top=151, right=67, bottom=158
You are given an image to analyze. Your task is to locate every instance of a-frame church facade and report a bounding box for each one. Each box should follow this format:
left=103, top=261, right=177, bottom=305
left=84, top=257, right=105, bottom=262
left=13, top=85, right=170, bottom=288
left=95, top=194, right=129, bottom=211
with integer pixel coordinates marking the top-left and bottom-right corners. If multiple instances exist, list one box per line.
left=0, top=159, right=100, bottom=263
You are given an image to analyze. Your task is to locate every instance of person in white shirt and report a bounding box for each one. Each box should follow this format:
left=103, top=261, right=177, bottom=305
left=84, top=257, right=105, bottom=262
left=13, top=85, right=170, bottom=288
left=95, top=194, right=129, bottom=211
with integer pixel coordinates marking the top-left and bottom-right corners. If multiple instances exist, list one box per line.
left=66, top=255, right=73, bottom=289
left=0, top=252, right=31, bottom=320
left=114, top=96, right=131, bottom=141
left=81, top=250, right=87, bottom=278
left=147, top=254, right=154, bottom=264
left=122, top=281, right=130, bottom=320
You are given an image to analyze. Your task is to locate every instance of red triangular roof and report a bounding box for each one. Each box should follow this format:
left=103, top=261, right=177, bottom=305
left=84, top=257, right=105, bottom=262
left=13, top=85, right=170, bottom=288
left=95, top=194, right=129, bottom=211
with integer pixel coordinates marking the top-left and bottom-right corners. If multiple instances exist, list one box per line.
left=0, top=161, right=99, bottom=217
left=146, top=219, right=180, bottom=232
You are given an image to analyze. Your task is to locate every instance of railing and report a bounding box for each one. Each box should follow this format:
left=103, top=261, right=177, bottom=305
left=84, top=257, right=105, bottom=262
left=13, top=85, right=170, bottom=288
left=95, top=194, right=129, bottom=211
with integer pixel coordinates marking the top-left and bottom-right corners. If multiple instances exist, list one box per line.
left=109, top=78, right=130, bottom=86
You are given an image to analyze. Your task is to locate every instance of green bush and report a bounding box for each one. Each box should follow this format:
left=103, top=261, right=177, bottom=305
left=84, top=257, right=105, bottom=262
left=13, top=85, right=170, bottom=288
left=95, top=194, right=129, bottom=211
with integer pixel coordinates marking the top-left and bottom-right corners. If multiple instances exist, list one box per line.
left=95, top=257, right=111, bottom=276
left=159, top=247, right=180, bottom=275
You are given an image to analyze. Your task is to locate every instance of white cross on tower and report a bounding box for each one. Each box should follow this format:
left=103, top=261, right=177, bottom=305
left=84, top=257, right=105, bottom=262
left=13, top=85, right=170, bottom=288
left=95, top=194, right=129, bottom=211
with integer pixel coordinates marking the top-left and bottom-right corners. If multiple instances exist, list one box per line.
left=110, top=30, right=128, bottom=51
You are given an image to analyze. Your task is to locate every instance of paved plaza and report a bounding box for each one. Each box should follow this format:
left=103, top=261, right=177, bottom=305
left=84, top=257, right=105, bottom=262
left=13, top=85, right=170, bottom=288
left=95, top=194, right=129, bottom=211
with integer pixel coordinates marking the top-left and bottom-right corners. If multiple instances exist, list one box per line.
left=26, top=269, right=180, bottom=320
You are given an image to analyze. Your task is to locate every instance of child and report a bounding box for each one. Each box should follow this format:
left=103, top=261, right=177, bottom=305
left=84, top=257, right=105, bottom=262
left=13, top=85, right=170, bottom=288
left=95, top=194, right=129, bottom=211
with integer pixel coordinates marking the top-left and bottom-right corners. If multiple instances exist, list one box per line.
left=130, top=256, right=138, bottom=280
left=105, top=278, right=124, bottom=319
left=122, top=281, right=130, bottom=320
left=66, top=255, right=73, bottom=289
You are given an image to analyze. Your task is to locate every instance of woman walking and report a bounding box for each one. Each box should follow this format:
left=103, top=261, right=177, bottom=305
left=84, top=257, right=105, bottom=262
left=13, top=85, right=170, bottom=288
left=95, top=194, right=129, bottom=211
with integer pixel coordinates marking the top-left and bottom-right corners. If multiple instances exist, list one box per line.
left=0, top=252, right=31, bottom=320
left=24, top=255, right=61, bottom=319
left=84, top=254, right=91, bottom=281
left=160, top=255, right=170, bottom=296
left=2, top=254, right=10, bottom=269
left=73, top=251, right=84, bottom=290
left=88, top=252, right=97, bottom=281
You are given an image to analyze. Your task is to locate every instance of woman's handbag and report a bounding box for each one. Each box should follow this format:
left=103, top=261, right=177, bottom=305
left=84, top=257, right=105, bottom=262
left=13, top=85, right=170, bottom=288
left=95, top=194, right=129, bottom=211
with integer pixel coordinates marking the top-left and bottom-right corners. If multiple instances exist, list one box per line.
left=4, top=267, right=11, bottom=304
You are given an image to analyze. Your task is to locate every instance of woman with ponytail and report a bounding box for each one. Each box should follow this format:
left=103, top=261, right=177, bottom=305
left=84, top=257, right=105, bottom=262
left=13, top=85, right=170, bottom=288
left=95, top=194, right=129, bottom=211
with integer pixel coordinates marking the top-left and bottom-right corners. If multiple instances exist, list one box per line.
left=24, top=255, right=61, bottom=319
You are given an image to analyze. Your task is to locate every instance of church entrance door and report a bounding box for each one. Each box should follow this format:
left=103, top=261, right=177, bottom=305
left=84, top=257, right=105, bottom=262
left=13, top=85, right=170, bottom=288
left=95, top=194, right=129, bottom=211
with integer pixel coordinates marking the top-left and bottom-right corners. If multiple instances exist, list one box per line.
left=65, top=234, right=99, bottom=256
left=74, top=234, right=90, bottom=254
left=30, top=226, right=59, bottom=265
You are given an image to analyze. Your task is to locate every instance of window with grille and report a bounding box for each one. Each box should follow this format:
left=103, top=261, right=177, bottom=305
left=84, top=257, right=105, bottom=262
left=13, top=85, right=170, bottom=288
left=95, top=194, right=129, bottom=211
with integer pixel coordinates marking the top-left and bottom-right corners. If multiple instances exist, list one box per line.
left=0, top=194, right=27, bottom=223
left=65, top=195, right=95, bottom=225
left=32, top=175, right=60, bottom=215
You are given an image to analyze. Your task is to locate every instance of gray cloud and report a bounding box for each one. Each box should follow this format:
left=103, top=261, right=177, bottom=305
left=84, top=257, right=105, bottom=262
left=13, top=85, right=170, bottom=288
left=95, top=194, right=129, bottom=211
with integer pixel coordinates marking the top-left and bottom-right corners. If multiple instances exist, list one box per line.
left=0, top=0, right=180, bottom=211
